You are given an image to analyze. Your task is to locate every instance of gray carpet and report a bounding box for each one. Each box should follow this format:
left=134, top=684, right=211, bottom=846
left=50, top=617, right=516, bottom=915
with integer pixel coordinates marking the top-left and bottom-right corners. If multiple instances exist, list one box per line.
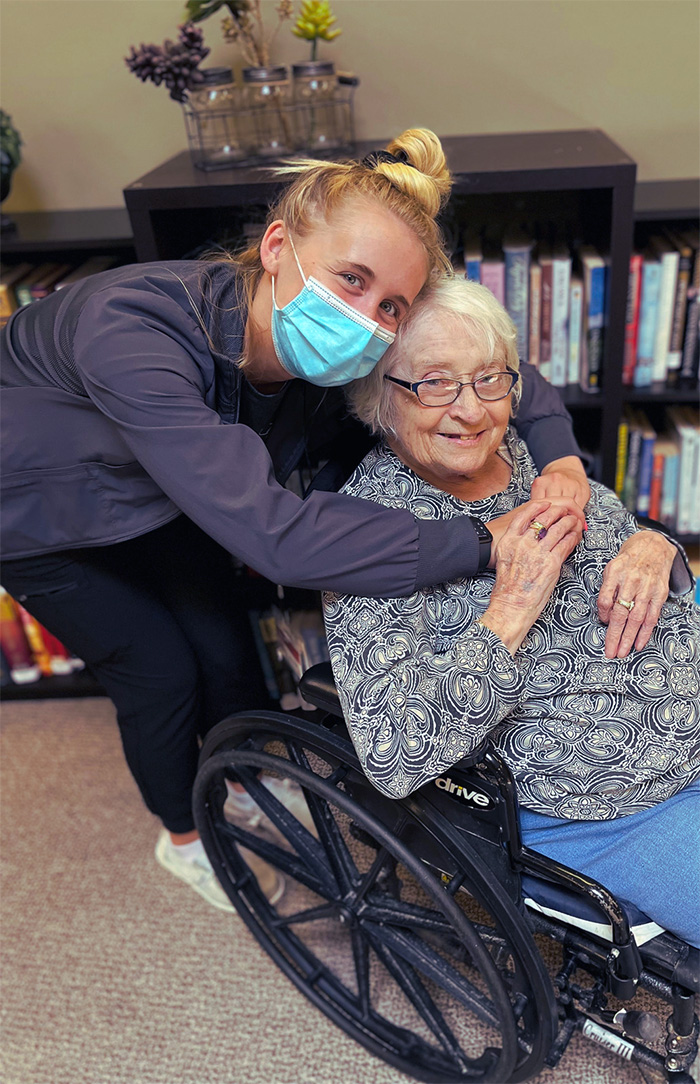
left=1, top=696, right=695, bottom=1084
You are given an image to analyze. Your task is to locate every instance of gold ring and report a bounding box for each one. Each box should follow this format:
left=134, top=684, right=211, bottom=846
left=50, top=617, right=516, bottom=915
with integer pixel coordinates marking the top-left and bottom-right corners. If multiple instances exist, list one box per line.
left=529, top=519, right=548, bottom=541
left=617, top=597, right=635, bottom=612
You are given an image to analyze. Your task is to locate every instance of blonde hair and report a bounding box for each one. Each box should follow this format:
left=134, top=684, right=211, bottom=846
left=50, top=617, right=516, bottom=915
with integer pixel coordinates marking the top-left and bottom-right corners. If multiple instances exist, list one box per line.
left=346, top=276, right=522, bottom=438
left=210, top=128, right=453, bottom=315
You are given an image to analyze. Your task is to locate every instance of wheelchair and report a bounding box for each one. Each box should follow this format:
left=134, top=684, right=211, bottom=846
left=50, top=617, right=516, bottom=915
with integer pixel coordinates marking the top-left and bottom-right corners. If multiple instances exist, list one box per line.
left=193, top=661, right=699, bottom=1084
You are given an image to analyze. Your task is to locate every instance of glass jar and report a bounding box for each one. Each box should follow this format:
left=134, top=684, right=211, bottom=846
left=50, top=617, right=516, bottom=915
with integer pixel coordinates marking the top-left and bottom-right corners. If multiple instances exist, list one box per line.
left=292, top=61, right=340, bottom=152
left=242, top=66, right=294, bottom=158
left=184, top=67, right=245, bottom=169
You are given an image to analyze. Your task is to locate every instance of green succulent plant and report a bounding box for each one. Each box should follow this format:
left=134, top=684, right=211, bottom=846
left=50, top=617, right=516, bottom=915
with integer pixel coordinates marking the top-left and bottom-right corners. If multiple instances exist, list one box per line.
left=292, top=0, right=341, bottom=61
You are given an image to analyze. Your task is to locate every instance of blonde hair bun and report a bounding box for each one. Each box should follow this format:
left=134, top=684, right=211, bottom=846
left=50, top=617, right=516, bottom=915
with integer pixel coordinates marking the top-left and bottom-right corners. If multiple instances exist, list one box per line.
left=378, top=128, right=451, bottom=218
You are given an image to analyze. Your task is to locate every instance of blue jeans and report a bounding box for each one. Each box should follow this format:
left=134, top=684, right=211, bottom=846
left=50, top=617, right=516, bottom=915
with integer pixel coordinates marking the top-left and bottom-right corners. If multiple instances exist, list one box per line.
left=520, top=778, right=700, bottom=948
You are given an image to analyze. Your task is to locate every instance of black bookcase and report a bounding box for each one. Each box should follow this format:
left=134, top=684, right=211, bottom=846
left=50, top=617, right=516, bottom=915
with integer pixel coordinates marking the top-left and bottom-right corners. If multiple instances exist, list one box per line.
left=124, top=129, right=638, bottom=488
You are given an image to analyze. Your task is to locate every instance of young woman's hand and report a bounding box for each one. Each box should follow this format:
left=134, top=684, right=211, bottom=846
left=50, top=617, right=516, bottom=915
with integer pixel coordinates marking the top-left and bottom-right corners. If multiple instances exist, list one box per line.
left=531, top=455, right=591, bottom=510
left=488, top=495, right=586, bottom=569
left=597, top=531, right=678, bottom=659
left=479, top=500, right=583, bottom=654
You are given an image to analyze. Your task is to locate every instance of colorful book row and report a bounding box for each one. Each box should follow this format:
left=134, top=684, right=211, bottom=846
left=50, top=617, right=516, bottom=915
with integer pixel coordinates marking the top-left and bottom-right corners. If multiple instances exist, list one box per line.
left=0, top=255, right=123, bottom=326
left=615, top=405, right=700, bottom=537
left=622, top=229, right=700, bottom=388
left=452, top=232, right=607, bottom=392
left=0, top=587, right=85, bottom=686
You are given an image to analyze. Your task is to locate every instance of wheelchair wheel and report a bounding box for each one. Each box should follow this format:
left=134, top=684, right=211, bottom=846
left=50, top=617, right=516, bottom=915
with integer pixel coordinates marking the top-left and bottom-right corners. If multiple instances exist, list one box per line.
left=194, top=712, right=557, bottom=1084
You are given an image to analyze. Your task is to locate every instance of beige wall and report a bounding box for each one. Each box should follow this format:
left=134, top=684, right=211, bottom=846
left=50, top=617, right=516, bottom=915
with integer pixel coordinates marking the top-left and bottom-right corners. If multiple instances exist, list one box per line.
left=1, top=0, right=698, bottom=212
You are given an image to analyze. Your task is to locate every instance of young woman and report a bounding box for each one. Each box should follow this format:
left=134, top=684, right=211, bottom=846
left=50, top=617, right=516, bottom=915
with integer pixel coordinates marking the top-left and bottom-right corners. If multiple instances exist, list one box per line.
left=1, top=129, right=589, bottom=910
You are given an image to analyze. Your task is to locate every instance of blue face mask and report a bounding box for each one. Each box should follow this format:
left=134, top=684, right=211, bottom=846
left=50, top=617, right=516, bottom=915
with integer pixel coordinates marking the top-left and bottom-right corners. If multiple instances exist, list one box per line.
left=270, top=236, right=396, bottom=387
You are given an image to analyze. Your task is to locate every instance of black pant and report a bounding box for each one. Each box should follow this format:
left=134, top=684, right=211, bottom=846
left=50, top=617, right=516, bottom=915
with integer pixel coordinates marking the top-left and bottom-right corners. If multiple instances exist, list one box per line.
left=1, top=518, right=272, bottom=833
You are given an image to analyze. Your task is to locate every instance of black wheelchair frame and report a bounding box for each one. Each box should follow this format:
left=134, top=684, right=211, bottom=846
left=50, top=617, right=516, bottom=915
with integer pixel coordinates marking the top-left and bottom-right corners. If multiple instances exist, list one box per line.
left=193, top=661, right=699, bottom=1084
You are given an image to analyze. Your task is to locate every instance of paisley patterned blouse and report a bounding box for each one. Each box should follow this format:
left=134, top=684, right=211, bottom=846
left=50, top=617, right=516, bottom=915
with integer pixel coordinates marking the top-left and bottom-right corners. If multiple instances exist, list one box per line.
left=323, top=431, right=700, bottom=820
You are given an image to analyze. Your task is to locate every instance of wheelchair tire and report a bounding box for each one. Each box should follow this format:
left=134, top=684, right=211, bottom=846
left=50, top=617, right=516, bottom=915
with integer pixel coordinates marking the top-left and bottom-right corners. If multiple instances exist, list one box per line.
left=194, top=711, right=557, bottom=1084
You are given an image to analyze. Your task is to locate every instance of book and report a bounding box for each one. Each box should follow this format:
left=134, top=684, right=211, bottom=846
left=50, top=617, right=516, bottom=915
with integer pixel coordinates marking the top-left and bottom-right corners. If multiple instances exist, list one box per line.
left=633, top=409, right=657, bottom=517
left=665, top=229, right=696, bottom=382
left=0, top=262, right=33, bottom=322
left=528, top=259, right=542, bottom=369
left=622, top=251, right=643, bottom=386
left=462, top=229, right=482, bottom=283
left=503, top=228, right=532, bottom=360
left=550, top=243, right=572, bottom=387
left=0, top=588, right=40, bottom=684
left=53, top=254, right=118, bottom=290
left=634, top=250, right=662, bottom=387
left=666, top=406, right=699, bottom=535
left=678, top=231, right=700, bottom=385
left=567, top=273, right=583, bottom=385
left=14, top=263, right=64, bottom=307
left=480, top=244, right=505, bottom=306
left=579, top=246, right=607, bottom=393
left=621, top=406, right=643, bottom=512
left=650, top=234, right=681, bottom=383
left=649, top=433, right=680, bottom=525
left=659, top=435, right=681, bottom=528
left=614, top=414, right=629, bottom=499
left=29, top=262, right=74, bottom=302
left=538, top=245, right=554, bottom=382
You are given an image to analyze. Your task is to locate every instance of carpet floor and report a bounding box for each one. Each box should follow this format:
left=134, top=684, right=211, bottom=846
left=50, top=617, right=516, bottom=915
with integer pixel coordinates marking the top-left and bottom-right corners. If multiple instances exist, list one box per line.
left=1, top=696, right=696, bottom=1084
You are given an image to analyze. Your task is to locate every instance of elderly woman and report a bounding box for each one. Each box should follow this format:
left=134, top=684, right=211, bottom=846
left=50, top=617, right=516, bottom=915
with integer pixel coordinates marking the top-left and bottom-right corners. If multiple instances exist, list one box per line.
left=323, top=276, right=700, bottom=947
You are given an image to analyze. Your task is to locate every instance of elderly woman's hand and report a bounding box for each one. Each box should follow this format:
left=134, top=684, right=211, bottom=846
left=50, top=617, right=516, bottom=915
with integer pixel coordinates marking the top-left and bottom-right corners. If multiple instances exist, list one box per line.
left=479, top=500, right=584, bottom=655
left=488, top=495, right=586, bottom=569
left=597, top=531, right=678, bottom=659
left=531, top=455, right=591, bottom=511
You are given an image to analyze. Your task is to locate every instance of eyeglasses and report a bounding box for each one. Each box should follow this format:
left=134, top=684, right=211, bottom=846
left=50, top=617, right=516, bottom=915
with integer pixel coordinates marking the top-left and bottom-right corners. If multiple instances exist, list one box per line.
left=384, top=368, right=518, bottom=406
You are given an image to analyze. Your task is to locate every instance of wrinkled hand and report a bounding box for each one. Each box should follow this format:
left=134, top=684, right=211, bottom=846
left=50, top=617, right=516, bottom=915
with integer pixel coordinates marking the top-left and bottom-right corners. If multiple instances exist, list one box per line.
left=488, top=495, right=586, bottom=569
left=532, top=455, right=591, bottom=511
left=598, top=531, right=677, bottom=659
left=480, top=500, right=584, bottom=654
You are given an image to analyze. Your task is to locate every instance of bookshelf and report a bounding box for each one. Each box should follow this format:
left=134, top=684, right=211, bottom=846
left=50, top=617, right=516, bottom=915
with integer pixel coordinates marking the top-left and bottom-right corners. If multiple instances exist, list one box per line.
left=1, top=208, right=135, bottom=263
left=124, top=129, right=637, bottom=488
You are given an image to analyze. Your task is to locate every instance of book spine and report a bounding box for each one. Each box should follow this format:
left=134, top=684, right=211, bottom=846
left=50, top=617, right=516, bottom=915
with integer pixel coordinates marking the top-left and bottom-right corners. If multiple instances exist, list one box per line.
left=667, top=249, right=693, bottom=378
left=660, top=451, right=680, bottom=527
left=481, top=261, right=505, bottom=306
left=504, top=246, right=530, bottom=360
left=0, top=589, right=40, bottom=684
left=675, top=428, right=694, bottom=535
left=567, top=276, right=583, bottom=385
left=635, top=432, right=656, bottom=516
left=635, top=261, right=661, bottom=387
left=679, top=294, right=700, bottom=383
left=465, top=256, right=482, bottom=282
left=622, top=253, right=643, bottom=386
left=528, top=262, right=541, bottom=368
left=581, top=262, right=606, bottom=393
left=622, top=424, right=642, bottom=512
left=647, top=449, right=665, bottom=521
left=614, top=418, right=629, bottom=499
left=539, top=262, right=553, bottom=381
left=689, top=429, right=700, bottom=534
left=652, top=251, right=680, bottom=382
left=550, top=256, right=571, bottom=387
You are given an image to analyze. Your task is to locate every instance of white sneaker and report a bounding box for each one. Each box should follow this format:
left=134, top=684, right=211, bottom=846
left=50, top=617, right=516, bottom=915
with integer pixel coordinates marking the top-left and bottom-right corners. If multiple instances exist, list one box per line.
left=154, top=831, right=284, bottom=911
left=225, top=776, right=318, bottom=839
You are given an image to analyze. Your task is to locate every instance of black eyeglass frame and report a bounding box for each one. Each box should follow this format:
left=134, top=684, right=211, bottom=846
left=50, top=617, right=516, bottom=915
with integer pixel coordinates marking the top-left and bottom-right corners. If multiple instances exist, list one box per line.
left=383, top=367, right=519, bottom=406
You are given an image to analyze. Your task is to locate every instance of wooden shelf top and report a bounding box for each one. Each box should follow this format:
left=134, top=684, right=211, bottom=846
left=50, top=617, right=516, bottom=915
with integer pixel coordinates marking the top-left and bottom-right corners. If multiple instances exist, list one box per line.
left=1, top=208, right=134, bottom=253
left=124, top=129, right=636, bottom=209
left=634, top=178, right=699, bottom=221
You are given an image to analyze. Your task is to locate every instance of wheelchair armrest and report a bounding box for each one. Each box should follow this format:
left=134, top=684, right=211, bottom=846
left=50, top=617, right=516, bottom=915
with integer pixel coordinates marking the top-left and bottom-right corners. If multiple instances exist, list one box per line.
left=299, top=662, right=343, bottom=717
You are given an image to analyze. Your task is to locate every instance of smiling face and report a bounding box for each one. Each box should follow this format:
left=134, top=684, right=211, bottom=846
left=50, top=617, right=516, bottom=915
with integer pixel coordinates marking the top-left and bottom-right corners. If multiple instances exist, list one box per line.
left=386, top=312, right=513, bottom=500
left=251, top=197, right=430, bottom=384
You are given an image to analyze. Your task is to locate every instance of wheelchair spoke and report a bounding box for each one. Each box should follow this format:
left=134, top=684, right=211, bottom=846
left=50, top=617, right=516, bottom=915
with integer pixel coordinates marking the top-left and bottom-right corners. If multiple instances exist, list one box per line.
left=363, top=921, right=502, bottom=1032
left=367, top=932, right=497, bottom=1075
left=217, top=819, right=334, bottom=898
left=350, top=925, right=372, bottom=1018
